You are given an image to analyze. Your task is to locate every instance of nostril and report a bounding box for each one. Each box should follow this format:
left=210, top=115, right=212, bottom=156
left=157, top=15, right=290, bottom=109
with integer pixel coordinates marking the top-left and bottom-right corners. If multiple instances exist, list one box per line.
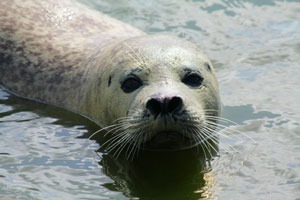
left=146, top=96, right=183, bottom=117
left=168, top=96, right=183, bottom=113
left=146, top=98, right=161, bottom=116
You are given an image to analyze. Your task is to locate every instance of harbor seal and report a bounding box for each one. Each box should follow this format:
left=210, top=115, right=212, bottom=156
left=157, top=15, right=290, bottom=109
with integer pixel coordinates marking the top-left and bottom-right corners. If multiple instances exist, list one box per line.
left=0, top=0, right=221, bottom=157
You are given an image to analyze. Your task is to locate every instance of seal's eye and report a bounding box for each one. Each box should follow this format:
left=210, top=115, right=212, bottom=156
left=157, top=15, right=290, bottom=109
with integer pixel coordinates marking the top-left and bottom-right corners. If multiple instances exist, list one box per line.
left=182, top=73, right=203, bottom=87
left=121, top=76, right=142, bottom=93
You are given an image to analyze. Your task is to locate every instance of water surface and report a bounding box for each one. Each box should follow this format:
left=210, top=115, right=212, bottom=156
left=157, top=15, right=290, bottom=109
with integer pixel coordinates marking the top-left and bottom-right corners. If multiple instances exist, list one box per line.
left=1, top=0, right=300, bottom=199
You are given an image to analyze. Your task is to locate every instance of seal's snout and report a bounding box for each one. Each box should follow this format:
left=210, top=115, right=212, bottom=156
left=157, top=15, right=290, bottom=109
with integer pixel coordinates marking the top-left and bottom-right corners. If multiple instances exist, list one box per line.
left=146, top=96, right=183, bottom=117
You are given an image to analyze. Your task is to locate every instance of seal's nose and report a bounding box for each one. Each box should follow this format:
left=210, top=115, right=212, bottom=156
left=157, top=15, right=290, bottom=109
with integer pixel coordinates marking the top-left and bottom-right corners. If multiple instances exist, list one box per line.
left=146, top=96, right=183, bottom=117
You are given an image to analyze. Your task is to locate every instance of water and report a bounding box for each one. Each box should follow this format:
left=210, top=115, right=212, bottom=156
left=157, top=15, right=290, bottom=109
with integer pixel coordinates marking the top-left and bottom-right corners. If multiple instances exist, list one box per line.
left=1, top=0, right=300, bottom=199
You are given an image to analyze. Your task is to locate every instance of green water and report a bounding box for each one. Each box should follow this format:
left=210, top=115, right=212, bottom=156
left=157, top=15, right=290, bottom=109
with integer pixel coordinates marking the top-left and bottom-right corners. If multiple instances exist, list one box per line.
left=1, top=0, right=300, bottom=199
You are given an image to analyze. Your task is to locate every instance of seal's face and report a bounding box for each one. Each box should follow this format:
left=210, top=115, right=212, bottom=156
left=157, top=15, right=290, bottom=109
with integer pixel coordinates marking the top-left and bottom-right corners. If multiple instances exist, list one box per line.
left=101, top=35, right=221, bottom=154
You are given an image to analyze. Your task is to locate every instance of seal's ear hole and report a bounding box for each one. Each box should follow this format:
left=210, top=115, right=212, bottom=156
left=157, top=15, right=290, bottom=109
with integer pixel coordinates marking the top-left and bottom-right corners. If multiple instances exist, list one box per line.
left=182, top=73, right=203, bottom=87
left=121, top=76, right=143, bottom=93
left=108, top=76, right=112, bottom=87
left=205, top=63, right=212, bottom=72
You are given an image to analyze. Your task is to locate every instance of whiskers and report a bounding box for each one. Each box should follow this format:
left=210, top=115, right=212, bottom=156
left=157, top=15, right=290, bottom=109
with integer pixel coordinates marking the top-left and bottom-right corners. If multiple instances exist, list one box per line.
left=88, top=108, right=257, bottom=162
left=89, top=109, right=148, bottom=160
left=177, top=110, right=219, bottom=163
left=205, top=110, right=256, bottom=151
left=168, top=109, right=257, bottom=165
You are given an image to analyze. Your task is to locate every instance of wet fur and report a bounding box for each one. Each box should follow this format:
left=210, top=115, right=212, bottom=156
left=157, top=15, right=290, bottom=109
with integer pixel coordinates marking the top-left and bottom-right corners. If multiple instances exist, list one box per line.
left=0, top=0, right=143, bottom=116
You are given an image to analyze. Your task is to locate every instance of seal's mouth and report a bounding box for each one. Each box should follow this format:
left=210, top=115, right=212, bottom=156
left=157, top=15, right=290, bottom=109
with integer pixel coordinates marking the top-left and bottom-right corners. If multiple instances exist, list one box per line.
left=141, top=131, right=194, bottom=151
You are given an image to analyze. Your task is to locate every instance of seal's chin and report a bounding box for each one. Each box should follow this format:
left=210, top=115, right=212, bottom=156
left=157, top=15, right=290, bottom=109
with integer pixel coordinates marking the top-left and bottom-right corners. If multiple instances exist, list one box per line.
left=141, top=131, right=195, bottom=151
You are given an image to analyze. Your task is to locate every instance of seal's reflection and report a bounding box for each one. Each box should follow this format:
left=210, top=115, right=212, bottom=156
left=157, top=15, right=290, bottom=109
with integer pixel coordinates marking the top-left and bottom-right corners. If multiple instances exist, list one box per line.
left=96, top=136, right=219, bottom=200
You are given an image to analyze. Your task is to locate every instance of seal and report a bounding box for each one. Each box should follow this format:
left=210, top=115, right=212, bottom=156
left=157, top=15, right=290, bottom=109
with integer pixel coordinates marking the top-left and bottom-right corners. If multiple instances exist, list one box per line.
left=0, top=0, right=221, bottom=157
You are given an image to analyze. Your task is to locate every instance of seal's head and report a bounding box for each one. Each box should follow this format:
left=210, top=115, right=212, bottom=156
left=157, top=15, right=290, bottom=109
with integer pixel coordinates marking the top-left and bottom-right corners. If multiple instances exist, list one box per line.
left=97, top=35, right=221, bottom=156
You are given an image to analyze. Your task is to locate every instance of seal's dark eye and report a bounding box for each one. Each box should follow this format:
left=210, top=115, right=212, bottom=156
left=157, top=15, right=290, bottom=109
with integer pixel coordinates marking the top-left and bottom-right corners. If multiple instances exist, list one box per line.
left=182, top=73, right=203, bottom=87
left=121, top=77, right=142, bottom=93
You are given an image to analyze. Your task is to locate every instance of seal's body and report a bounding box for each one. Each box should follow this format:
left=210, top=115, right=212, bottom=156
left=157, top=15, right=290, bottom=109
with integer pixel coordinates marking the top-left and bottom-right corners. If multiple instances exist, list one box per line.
left=0, top=0, right=143, bottom=122
left=0, top=0, right=221, bottom=154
